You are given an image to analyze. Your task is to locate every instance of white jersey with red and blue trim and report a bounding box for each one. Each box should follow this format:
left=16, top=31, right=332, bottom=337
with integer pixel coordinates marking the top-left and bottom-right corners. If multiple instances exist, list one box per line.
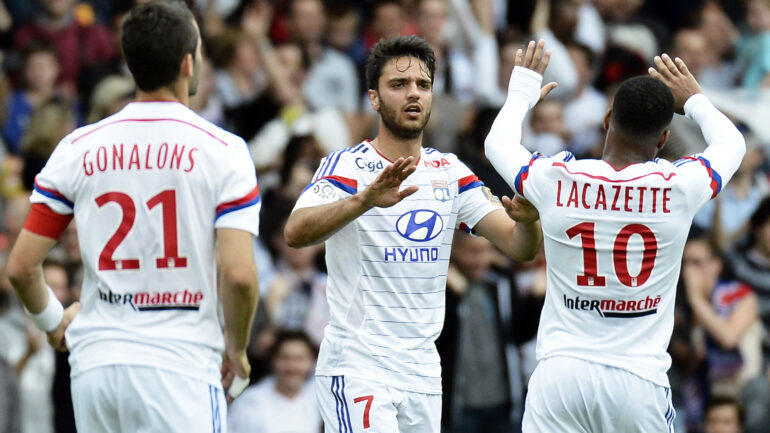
left=486, top=74, right=746, bottom=387
left=29, top=101, right=261, bottom=386
left=293, top=141, right=501, bottom=394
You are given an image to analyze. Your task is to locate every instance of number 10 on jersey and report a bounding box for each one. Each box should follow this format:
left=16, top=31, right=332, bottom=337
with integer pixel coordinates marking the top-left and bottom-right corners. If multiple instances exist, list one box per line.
left=95, top=189, right=187, bottom=271
left=567, top=222, right=658, bottom=288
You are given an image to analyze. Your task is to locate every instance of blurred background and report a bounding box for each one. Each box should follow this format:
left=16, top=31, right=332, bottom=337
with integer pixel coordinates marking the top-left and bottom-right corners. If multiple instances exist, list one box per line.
left=0, top=0, right=768, bottom=432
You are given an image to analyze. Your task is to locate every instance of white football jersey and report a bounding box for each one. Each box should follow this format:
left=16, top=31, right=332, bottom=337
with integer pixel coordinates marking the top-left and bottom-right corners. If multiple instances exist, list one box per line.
left=488, top=91, right=745, bottom=387
left=30, top=101, right=261, bottom=386
left=293, top=142, right=501, bottom=393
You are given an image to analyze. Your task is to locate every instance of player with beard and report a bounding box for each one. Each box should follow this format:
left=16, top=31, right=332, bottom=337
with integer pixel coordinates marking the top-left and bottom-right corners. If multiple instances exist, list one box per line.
left=7, top=2, right=260, bottom=432
left=284, top=35, right=543, bottom=433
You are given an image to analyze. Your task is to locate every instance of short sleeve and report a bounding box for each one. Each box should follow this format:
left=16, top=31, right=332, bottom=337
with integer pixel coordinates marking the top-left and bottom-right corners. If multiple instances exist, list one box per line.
left=293, top=150, right=358, bottom=211
left=31, top=136, right=76, bottom=215
left=214, top=140, right=261, bottom=236
left=455, top=161, right=502, bottom=233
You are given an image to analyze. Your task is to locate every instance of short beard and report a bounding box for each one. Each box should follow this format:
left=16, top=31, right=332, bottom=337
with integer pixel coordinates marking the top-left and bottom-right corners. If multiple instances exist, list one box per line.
left=379, top=98, right=430, bottom=140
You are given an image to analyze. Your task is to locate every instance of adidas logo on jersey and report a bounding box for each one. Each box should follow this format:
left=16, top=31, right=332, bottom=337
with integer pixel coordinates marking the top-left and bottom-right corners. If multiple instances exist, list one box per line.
left=563, top=294, right=661, bottom=318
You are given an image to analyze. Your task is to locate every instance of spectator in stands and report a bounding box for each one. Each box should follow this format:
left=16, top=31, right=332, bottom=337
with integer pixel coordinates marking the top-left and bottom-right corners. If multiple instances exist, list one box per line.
left=86, top=75, right=134, bottom=124
left=264, top=212, right=328, bottom=345
left=366, top=0, right=411, bottom=49
left=703, top=395, right=745, bottom=433
left=564, top=42, right=606, bottom=157
left=696, top=1, right=740, bottom=89
left=737, top=0, right=770, bottom=89
left=682, top=235, right=761, bottom=396
left=442, top=232, right=515, bottom=433
left=725, top=198, right=770, bottom=370
left=228, top=330, right=321, bottom=433
left=287, top=0, right=359, bottom=112
left=13, top=0, right=116, bottom=99
left=525, top=99, right=568, bottom=156
left=2, top=41, right=60, bottom=154
left=19, top=97, right=76, bottom=190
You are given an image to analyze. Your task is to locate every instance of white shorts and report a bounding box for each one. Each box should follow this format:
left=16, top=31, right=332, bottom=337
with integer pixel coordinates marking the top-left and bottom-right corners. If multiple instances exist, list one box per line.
left=71, top=365, right=227, bottom=433
left=523, top=356, right=675, bottom=433
left=315, top=375, right=441, bottom=433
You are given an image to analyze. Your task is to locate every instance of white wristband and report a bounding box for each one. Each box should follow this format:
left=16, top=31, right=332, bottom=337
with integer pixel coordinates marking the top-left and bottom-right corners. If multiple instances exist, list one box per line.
left=26, top=286, right=64, bottom=332
left=228, top=375, right=250, bottom=399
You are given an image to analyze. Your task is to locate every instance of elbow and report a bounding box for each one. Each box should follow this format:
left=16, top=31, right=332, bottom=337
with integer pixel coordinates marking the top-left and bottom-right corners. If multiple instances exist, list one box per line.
left=5, top=253, right=33, bottom=290
left=221, top=265, right=258, bottom=296
left=283, top=219, right=306, bottom=249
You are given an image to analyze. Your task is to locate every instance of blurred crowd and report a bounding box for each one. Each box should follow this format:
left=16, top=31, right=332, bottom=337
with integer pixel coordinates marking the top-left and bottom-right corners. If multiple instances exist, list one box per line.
left=0, top=0, right=768, bottom=432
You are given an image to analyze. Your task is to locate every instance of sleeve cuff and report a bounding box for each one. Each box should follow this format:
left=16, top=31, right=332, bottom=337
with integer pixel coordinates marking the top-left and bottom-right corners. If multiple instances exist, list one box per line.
left=683, top=93, right=710, bottom=119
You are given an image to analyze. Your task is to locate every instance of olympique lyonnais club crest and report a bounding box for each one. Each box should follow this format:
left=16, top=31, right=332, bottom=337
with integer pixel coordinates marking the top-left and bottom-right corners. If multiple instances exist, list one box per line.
left=431, top=180, right=450, bottom=202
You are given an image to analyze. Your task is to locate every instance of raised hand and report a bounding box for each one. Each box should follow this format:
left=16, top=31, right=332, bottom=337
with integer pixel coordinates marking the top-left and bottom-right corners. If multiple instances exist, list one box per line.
left=513, top=39, right=558, bottom=103
left=648, top=54, right=702, bottom=115
left=358, top=156, right=418, bottom=208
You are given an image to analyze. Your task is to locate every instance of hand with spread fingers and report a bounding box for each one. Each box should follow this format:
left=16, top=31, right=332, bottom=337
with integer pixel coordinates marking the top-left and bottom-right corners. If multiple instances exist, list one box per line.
left=648, top=54, right=702, bottom=115
left=358, top=156, right=418, bottom=209
left=508, top=39, right=558, bottom=108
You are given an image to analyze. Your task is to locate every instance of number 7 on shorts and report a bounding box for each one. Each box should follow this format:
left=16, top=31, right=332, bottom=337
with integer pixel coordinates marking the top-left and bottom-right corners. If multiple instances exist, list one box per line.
left=354, top=395, right=374, bottom=429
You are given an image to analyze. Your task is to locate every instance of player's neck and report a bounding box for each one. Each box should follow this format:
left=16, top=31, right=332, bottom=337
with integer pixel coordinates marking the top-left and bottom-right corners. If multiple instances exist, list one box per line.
left=371, top=123, right=422, bottom=162
left=135, top=83, right=189, bottom=107
left=601, top=137, right=656, bottom=169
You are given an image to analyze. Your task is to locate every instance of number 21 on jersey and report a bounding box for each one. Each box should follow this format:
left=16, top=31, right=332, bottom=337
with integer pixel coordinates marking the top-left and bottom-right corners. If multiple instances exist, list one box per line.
left=95, top=189, right=187, bottom=271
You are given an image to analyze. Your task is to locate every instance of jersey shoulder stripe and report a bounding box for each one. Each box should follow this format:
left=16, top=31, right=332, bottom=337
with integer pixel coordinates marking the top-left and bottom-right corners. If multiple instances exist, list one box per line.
left=216, top=185, right=260, bottom=219
left=514, top=154, right=543, bottom=195
left=458, top=175, right=483, bottom=193
left=33, top=179, right=74, bottom=208
left=318, top=175, right=357, bottom=195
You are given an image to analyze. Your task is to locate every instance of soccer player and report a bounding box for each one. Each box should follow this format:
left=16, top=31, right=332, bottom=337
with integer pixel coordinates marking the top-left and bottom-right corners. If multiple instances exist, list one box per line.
left=485, top=40, right=746, bottom=432
left=284, top=35, right=543, bottom=433
left=6, top=2, right=260, bottom=432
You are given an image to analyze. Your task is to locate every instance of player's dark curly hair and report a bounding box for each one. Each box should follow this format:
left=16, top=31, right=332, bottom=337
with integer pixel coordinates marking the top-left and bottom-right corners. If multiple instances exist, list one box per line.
left=611, top=76, right=675, bottom=142
left=365, top=35, right=436, bottom=91
left=121, top=1, right=198, bottom=92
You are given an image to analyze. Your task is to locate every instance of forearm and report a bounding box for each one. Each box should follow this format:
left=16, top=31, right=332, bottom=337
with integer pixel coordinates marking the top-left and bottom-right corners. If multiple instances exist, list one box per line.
left=506, top=220, right=542, bottom=261
left=688, top=296, right=742, bottom=349
left=285, top=194, right=370, bottom=248
left=220, top=272, right=259, bottom=353
left=8, top=265, right=48, bottom=313
left=686, top=94, right=746, bottom=181
left=484, top=73, right=536, bottom=187
left=6, top=230, right=57, bottom=313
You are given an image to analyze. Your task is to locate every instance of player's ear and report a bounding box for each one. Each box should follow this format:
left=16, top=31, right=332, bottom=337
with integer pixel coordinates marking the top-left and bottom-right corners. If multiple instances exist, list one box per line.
left=603, top=108, right=611, bottom=131
left=656, top=130, right=670, bottom=151
left=368, top=89, right=380, bottom=112
left=180, top=53, right=194, bottom=79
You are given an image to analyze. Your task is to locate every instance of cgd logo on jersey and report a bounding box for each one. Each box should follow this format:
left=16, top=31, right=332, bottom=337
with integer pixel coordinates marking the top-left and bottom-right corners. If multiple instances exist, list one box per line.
left=98, top=287, right=203, bottom=312
left=396, top=210, right=444, bottom=242
left=355, top=157, right=384, bottom=172
left=563, top=294, right=661, bottom=318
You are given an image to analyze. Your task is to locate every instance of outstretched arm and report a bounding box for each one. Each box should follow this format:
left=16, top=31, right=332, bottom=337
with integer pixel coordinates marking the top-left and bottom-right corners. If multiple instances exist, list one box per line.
left=484, top=39, right=558, bottom=190
left=285, top=156, right=418, bottom=248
